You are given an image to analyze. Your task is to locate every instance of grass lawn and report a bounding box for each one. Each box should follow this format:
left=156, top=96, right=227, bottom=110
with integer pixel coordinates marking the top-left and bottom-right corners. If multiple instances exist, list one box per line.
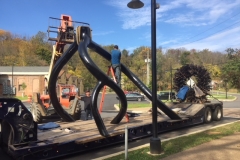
left=15, top=96, right=28, bottom=101
left=117, top=100, right=168, bottom=109
left=116, top=103, right=151, bottom=108
left=105, top=122, right=240, bottom=160
left=207, top=94, right=235, bottom=99
left=117, top=94, right=235, bottom=109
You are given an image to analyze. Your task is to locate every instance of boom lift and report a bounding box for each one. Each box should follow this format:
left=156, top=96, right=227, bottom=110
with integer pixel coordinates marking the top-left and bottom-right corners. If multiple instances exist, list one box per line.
left=30, top=15, right=89, bottom=123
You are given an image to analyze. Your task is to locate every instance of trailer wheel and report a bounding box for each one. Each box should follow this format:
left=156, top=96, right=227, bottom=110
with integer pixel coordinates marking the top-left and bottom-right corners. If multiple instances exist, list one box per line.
left=0, top=120, right=14, bottom=152
left=0, top=120, right=2, bottom=147
left=31, top=103, right=43, bottom=123
left=204, top=107, right=212, bottom=123
left=212, top=106, right=222, bottom=121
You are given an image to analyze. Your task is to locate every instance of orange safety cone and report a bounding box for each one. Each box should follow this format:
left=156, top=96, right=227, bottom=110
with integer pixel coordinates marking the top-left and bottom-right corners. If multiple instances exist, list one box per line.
left=125, top=113, right=129, bottom=123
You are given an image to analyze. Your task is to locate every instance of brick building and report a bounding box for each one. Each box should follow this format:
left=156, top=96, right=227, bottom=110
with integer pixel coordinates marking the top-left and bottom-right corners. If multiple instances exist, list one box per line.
left=0, top=66, right=84, bottom=97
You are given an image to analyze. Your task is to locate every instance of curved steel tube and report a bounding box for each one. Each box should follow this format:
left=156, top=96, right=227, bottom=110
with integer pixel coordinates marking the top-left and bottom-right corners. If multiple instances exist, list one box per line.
left=48, top=28, right=181, bottom=136
left=78, top=35, right=127, bottom=137
left=48, top=42, right=78, bottom=122
left=87, top=40, right=181, bottom=120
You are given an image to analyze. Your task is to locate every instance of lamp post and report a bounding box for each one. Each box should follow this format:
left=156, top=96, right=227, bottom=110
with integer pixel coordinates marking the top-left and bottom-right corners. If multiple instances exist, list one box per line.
left=128, top=0, right=161, bottom=154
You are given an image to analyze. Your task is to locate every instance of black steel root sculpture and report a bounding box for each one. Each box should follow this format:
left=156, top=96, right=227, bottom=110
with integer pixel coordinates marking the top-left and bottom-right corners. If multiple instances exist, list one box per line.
left=173, top=64, right=212, bottom=103
left=48, top=26, right=181, bottom=137
left=77, top=32, right=127, bottom=137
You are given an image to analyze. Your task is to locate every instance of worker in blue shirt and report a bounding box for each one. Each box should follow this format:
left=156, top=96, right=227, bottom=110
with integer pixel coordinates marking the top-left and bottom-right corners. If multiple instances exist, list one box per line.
left=111, top=45, right=121, bottom=86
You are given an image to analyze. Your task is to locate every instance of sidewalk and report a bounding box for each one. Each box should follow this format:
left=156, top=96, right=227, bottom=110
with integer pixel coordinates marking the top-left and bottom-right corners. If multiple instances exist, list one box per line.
left=162, top=132, right=240, bottom=160
left=94, top=120, right=240, bottom=160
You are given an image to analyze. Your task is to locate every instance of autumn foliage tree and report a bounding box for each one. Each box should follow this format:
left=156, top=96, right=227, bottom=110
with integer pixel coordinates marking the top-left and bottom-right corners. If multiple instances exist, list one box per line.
left=221, top=48, right=240, bottom=91
left=0, top=29, right=238, bottom=91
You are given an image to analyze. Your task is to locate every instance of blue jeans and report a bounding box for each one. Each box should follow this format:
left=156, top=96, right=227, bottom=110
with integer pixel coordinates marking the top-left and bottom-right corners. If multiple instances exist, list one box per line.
left=112, top=64, right=121, bottom=86
left=85, top=109, right=92, bottom=120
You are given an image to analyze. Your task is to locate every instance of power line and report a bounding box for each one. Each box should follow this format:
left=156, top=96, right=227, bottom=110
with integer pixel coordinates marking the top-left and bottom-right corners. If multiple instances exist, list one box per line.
left=186, top=11, right=240, bottom=41
left=162, top=12, right=240, bottom=50
left=181, top=20, right=240, bottom=46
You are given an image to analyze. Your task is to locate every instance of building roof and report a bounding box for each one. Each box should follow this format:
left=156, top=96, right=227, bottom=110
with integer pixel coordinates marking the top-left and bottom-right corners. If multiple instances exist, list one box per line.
left=0, top=66, right=49, bottom=75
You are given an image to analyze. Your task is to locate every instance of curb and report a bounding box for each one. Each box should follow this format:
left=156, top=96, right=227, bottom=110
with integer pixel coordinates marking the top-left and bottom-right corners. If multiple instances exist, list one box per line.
left=208, top=95, right=237, bottom=102
left=21, top=100, right=29, bottom=102
left=92, top=119, right=240, bottom=160
left=114, top=104, right=149, bottom=114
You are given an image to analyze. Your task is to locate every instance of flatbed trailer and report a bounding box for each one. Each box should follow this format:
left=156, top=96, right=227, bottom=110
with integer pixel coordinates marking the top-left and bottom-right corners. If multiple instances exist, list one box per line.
left=0, top=25, right=223, bottom=160
left=0, top=98, right=223, bottom=160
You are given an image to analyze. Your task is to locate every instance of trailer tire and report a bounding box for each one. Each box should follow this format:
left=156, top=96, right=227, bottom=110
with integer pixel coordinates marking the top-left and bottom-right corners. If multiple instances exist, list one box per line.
left=31, top=104, right=43, bottom=123
left=0, top=120, right=2, bottom=147
left=204, top=107, right=212, bottom=123
left=212, top=106, right=222, bottom=121
left=0, top=120, right=14, bottom=151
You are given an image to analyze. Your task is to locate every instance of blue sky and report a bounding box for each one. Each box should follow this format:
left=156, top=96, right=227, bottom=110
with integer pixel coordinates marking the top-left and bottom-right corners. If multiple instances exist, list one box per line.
left=1, top=0, right=240, bottom=53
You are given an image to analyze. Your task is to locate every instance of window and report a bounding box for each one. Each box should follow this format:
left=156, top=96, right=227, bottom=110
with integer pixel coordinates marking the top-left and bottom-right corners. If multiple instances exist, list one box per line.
left=18, top=84, right=24, bottom=91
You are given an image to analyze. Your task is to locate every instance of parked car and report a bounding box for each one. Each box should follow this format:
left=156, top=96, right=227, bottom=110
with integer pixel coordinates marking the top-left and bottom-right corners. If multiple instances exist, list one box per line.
left=157, top=91, right=176, bottom=100
left=116, top=92, right=145, bottom=101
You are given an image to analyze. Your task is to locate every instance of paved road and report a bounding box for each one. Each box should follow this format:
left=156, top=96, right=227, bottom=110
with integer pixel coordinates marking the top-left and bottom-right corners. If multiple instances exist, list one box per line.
left=212, top=93, right=239, bottom=108
left=23, top=93, right=150, bottom=120
left=20, top=92, right=240, bottom=109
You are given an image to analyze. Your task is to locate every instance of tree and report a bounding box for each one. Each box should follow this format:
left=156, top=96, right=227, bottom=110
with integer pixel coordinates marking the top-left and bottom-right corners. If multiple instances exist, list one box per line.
left=221, top=48, right=240, bottom=91
left=21, top=82, right=27, bottom=96
left=204, top=64, right=221, bottom=79
left=180, top=51, right=190, bottom=65
left=35, top=47, right=52, bottom=64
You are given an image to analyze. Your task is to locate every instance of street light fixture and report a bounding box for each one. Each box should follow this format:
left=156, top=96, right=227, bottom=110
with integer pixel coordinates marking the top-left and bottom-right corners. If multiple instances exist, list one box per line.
left=128, top=0, right=161, bottom=154
left=127, top=0, right=144, bottom=8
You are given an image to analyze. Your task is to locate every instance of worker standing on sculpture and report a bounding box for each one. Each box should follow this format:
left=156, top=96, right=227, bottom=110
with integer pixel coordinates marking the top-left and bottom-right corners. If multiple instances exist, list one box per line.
left=111, top=45, right=121, bottom=86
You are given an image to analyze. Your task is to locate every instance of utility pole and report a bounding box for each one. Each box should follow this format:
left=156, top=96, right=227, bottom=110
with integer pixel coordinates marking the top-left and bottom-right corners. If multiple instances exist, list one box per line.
left=141, top=69, right=144, bottom=83
left=11, top=64, right=15, bottom=97
left=145, top=48, right=151, bottom=86
left=147, top=48, right=149, bottom=86
left=170, top=64, right=173, bottom=102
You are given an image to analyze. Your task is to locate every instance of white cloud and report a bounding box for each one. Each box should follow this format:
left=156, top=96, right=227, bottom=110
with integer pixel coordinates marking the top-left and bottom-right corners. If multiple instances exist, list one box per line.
left=160, top=39, right=178, bottom=46
left=173, top=26, right=240, bottom=51
left=163, top=0, right=240, bottom=26
left=105, top=0, right=240, bottom=52
left=125, top=46, right=138, bottom=53
left=105, top=0, right=153, bottom=29
left=106, top=0, right=240, bottom=29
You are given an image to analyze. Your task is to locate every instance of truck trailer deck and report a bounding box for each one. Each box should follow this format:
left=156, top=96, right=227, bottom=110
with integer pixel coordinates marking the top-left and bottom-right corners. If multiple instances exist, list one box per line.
left=0, top=98, right=222, bottom=160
